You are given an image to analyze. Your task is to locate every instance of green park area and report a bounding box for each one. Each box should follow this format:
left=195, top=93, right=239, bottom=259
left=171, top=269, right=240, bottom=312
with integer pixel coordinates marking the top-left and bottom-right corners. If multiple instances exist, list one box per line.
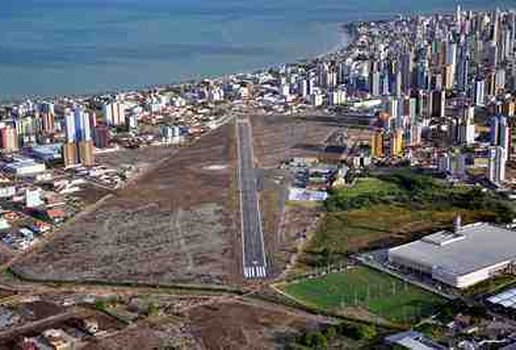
left=279, top=267, right=445, bottom=325
left=299, top=169, right=515, bottom=268
left=332, top=177, right=400, bottom=200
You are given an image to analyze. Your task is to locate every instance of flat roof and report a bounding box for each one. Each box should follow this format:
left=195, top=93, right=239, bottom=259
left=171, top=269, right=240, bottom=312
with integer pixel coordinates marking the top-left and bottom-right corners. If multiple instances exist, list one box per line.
left=389, top=223, right=516, bottom=276
left=385, top=331, right=446, bottom=350
left=487, top=288, right=516, bottom=309
left=288, top=187, right=328, bottom=201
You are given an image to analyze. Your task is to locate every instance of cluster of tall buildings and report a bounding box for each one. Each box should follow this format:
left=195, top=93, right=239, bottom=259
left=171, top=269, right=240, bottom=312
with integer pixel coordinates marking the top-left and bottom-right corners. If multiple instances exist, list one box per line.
left=0, top=102, right=55, bottom=154
left=0, top=7, right=515, bottom=187
left=370, top=112, right=413, bottom=158
left=449, top=105, right=476, bottom=145
left=0, top=124, right=18, bottom=153
left=0, top=97, right=129, bottom=169
left=340, top=7, right=516, bottom=185
left=370, top=93, right=423, bottom=159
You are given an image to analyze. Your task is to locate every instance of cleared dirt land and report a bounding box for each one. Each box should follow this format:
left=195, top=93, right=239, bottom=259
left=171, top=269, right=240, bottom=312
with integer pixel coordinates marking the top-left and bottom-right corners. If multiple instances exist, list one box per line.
left=83, top=323, right=195, bottom=350
left=252, top=114, right=339, bottom=168
left=14, top=124, right=241, bottom=285
left=82, top=299, right=336, bottom=350
left=185, top=299, right=330, bottom=349
left=96, top=145, right=176, bottom=170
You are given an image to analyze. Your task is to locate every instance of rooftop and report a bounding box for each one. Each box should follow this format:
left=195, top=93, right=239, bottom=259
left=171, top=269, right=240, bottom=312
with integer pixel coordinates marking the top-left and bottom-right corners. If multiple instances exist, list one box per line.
left=487, top=287, right=516, bottom=309
left=389, top=223, right=516, bottom=276
left=385, top=331, right=446, bottom=350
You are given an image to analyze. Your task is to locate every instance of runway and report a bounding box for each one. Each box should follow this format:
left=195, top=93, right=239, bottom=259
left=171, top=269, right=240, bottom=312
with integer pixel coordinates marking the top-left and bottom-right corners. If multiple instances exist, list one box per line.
left=236, top=119, right=267, bottom=279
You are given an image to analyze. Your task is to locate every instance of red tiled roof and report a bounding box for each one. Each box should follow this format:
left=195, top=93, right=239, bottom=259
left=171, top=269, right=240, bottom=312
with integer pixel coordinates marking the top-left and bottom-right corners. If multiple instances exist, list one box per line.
left=46, top=208, right=66, bottom=218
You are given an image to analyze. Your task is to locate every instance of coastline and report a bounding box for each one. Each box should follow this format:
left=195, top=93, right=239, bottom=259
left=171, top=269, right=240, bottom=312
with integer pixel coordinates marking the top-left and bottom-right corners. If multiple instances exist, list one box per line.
left=0, top=23, right=351, bottom=104
left=316, top=25, right=354, bottom=59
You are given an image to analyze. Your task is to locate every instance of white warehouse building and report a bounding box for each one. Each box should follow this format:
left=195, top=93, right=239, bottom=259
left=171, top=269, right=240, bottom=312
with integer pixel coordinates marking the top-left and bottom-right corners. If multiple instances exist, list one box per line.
left=388, top=223, right=516, bottom=289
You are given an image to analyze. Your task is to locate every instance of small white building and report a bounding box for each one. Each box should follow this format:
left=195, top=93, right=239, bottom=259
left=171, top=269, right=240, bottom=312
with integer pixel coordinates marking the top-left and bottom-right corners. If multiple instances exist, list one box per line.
left=26, top=189, right=44, bottom=208
left=0, top=186, right=15, bottom=198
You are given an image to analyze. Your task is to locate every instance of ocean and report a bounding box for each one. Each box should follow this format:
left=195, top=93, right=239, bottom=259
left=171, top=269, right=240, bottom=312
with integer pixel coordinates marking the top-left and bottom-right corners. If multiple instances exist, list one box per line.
left=0, top=0, right=509, bottom=100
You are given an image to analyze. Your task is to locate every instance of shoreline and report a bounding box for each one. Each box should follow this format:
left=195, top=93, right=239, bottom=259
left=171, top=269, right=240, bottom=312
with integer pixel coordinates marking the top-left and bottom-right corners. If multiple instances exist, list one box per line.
left=0, top=23, right=353, bottom=105
left=315, top=25, right=354, bottom=59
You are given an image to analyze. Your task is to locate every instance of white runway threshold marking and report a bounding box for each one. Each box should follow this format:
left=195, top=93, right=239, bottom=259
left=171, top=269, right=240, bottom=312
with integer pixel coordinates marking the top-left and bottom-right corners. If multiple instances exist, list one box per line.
left=242, top=265, right=267, bottom=279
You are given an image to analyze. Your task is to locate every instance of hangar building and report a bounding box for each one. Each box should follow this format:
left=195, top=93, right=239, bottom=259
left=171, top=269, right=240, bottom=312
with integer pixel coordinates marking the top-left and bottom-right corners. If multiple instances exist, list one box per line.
left=388, top=223, right=516, bottom=289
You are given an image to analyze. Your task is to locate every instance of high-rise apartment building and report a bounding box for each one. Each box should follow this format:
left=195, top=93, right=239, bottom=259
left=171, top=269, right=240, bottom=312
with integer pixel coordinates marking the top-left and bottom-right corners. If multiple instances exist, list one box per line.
left=488, top=146, right=506, bottom=184
left=63, top=108, right=94, bottom=167
left=474, top=78, right=485, bottom=106
left=102, top=102, right=126, bottom=127
left=0, top=126, right=18, bottom=152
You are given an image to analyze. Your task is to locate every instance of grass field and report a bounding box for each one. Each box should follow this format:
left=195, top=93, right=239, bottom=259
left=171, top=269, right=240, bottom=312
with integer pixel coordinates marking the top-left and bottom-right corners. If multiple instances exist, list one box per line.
left=285, top=200, right=322, bottom=209
left=334, top=178, right=400, bottom=199
left=279, top=267, right=445, bottom=324
left=326, top=169, right=515, bottom=221
left=325, top=177, right=401, bottom=212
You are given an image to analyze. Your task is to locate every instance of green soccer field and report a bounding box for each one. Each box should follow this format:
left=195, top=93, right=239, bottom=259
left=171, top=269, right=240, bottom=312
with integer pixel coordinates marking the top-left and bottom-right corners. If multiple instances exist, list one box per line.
left=279, top=267, right=445, bottom=324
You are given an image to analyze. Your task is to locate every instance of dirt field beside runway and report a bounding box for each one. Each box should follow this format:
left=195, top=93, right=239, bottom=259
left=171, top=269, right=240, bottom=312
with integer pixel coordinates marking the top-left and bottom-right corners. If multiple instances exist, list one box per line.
left=14, top=123, right=242, bottom=286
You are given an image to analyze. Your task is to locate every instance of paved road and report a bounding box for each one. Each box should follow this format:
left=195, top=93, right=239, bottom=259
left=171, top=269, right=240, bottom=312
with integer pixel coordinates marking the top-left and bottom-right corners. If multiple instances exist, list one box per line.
left=236, top=119, right=267, bottom=279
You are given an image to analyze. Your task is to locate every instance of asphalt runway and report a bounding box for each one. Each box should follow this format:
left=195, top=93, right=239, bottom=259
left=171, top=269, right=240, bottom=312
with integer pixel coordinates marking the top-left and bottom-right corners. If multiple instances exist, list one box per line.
left=236, top=119, right=267, bottom=279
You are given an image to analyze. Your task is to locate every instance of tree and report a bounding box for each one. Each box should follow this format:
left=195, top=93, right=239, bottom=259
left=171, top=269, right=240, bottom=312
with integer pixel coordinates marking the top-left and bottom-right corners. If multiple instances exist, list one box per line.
left=95, top=300, right=107, bottom=311
left=356, top=324, right=377, bottom=340
left=299, top=330, right=328, bottom=349
left=323, top=326, right=337, bottom=340
left=147, top=302, right=159, bottom=317
left=339, top=323, right=377, bottom=340
left=319, top=247, right=333, bottom=267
